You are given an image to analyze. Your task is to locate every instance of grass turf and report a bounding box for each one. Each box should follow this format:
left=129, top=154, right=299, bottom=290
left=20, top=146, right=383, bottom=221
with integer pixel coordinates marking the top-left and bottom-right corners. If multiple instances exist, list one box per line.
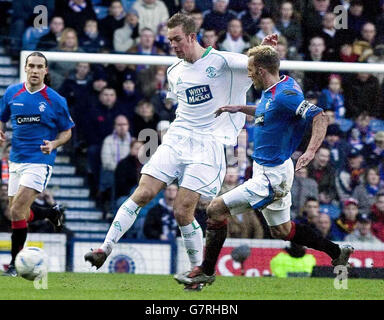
left=0, top=273, right=383, bottom=300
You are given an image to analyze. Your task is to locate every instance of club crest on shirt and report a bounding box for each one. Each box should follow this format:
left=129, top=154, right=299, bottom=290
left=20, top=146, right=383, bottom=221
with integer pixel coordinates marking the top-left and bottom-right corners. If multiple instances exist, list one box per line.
left=206, top=66, right=217, bottom=78
left=265, top=98, right=272, bottom=110
left=38, top=102, right=47, bottom=112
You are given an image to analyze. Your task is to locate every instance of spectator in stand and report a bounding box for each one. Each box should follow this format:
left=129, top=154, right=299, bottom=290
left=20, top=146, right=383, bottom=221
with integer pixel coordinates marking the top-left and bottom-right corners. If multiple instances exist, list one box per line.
left=252, top=14, right=281, bottom=46
left=343, top=72, right=382, bottom=119
left=307, top=146, right=338, bottom=202
left=294, top=197, right=321, bottom=230
left=274, top=1, right=302, bottom=51
left=137, top=65, right=167, bottom=99
left=132, top=100, right=160, bottom=138
left=346, top=111, right=375, bottom=151
left=347, top=0, right=367, bottom=40
left=335, top=148, right=365, bottom=201
left=315, top=212, right=332, bottom=240
left=318, top=74, right=346, bottom=121
left=132, top=0, right=170, bottom=34
left=270, top=242, right=316, bottom=278
left=59, top=62, right=92, bottom=146
left=202, top=0, right=237, bottom=34
left=143, top=184, right=179, bottom=240
left=85, top=87, right=124, bottom=198
left=316, top=12, right=349, bottom=62
left=78, top=19, right=107, bottom=53
left=55, top=0, right=97, bottom=35
left=227, top=208, right=264, bottom=239
left=362, top=131, right=384, bottom=167
left=119, top=72, right=142, bottom=122
left=302, top=0, right=331, bottom=45
left=49, top=28, right=84, bottom=90
left=155, top=23, right=171, bottom=54
left=217, top=19, right=250, bottom=54
left=291, top=167, right=319, bottom=219
left=180, top=0, right=196, bottom=14
left=339, top=42, right=359, bottom=63
left=303, top=36, right=330, bottom=93
left=239, top=0, right=267, bottom=37
left=330, top=197, right=359, bottom=241
left=190, top=9, right=204, bottom=43
left=370, top=192, right=384, bottom=242
left=352, top=167, right=383, bottom=215
left=100, top=0, right=126, bottom=50
left=344, top=213, right=381, bottom=243
left=323, top=123, right=350, bottom=171
left=367, top=44, right=384, bottom=85
left=113, top=8, right=140, bottom=53
left=99, top=115, right=132, bottom=218
left=352, top=22, right=380, bottom=63
left=114, top=140, right=145, bottom=207
left=36, top=16, right=65, bottom=51
left=106, top=64, right=135, bottom=96
left=201, top=29, right=219, bottom=49
left=86, top=69, right=109, bottom=109
left=128, top=28, right=165, bottom=71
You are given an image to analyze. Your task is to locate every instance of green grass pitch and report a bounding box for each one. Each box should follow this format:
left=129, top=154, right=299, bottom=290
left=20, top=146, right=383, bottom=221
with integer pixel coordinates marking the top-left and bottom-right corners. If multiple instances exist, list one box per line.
left=0, top=273, right=383, bottom=300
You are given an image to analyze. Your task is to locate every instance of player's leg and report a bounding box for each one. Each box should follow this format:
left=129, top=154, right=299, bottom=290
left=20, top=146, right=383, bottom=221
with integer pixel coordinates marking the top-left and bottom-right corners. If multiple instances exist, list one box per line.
left=4, top=186, right=39, bottom=276
left=174, top=184, right=250, bottom=286
left=264, top=207, right=353, bottom=266
left=173, top=187, right=203, bottom=268
left=85, top=174, right=166, bottom=269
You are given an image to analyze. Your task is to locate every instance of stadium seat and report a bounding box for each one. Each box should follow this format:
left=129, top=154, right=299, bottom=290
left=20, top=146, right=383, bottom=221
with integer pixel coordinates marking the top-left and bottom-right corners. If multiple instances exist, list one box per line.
left=94, top=6, right=109, bottom=20
left=337, top=118, right=354, bottom=132
left=21, top=26, right=49, bottom=50
left=369, top=119, right=384, bottom=133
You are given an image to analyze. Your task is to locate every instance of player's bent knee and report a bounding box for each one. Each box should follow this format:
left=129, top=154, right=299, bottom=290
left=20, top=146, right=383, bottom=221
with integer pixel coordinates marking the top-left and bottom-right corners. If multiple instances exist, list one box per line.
left=207, top=198, right=229, bottom=220
left=10, top=204, right=26, bottom=221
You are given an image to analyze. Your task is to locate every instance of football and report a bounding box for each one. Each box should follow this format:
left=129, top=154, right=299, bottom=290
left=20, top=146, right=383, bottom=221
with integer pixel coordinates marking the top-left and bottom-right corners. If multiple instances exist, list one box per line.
left=15, top=247, right=48, bottom=281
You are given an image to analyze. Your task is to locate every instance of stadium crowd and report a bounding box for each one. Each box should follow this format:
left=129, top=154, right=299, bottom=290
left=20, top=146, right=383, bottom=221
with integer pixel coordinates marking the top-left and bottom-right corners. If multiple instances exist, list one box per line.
left=0, top=0, right=384, bottom=243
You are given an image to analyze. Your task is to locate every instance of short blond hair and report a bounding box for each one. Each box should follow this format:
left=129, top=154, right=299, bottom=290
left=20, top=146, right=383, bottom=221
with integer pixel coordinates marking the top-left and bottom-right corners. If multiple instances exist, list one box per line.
left=247, top=45, right=280, bottom=74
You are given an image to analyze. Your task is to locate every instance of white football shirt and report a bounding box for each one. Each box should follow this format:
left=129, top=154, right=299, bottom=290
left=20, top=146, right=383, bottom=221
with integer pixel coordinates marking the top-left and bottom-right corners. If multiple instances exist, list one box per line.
left=166, top=47, right=252, bottom=146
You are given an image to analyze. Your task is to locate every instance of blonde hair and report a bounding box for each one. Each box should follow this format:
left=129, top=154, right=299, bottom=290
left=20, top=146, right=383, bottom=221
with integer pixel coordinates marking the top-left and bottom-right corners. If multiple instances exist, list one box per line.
left=59, top=28, right=78, bottom=51
left=247, top=45, right=280, bottom=74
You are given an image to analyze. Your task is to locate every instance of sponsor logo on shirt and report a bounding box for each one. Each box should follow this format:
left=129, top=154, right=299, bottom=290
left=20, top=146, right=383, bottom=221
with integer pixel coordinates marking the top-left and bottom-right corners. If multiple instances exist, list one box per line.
left=186, top=85, right=213, bottom=105
left=16, top=115, right=41, bottom=125
left=254, top=114, right=264, bottom=126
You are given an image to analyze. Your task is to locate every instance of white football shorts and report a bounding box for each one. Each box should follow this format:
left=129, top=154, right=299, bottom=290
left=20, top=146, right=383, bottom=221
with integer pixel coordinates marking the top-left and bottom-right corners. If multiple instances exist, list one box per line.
left=141, top=128, right=226, bottom=199
left=221, top=158, right=294, bottom=226
left=8, top=161, right=53, bottom=196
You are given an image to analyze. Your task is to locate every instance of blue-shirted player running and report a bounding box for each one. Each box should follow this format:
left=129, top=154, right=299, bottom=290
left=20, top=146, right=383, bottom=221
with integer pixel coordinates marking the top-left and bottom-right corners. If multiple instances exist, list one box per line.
left=0, top=52, right=74, bottom=276
left=175, top=37, right=354, bottom=288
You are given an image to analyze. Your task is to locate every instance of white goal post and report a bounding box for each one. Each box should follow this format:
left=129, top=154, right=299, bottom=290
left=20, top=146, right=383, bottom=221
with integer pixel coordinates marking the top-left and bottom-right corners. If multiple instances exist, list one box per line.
left=19, top=50, right=384, bottom=83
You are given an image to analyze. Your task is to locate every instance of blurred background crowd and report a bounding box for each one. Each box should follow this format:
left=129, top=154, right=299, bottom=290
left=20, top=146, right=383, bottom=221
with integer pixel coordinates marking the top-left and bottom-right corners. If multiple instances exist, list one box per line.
left=0, top=0, right=384, bottom=244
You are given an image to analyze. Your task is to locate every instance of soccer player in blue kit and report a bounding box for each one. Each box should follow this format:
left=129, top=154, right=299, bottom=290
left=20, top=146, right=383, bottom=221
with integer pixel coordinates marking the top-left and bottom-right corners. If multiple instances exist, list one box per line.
left=0, top=52, right=74, bottom=276
left=175, top=38, right=354, bottom=287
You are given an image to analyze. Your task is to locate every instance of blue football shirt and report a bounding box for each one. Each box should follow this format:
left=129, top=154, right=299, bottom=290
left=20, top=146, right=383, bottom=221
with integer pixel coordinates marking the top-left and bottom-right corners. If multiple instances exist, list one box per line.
left=252, top=75, right=323, bottom=167
left=0, top=83, right=75, bottom=166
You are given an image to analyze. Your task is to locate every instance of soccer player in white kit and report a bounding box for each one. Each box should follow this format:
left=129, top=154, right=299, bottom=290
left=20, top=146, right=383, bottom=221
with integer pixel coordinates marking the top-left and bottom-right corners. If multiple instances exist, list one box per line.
left=85, top=13, right=275, bottom=289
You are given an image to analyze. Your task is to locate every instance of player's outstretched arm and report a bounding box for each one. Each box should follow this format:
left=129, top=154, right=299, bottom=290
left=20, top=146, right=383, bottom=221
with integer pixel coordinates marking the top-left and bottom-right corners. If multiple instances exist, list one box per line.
left=40, top=128, right=72, bottom=155
left=295, top=111, right=328, bottom=171
left=215, top=105, right=256, bottom=117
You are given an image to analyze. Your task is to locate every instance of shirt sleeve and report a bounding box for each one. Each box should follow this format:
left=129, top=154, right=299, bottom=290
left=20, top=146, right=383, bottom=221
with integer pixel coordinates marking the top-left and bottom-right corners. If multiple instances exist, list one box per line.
left=55, top=96, right=75, bottom=131
left=276, top=89, right=323, bottom=121
left=225, top=52, right=253, bottom=92
left=166, top=67, right=178, bottom=102
left=0, top=89, right=11, bottom=123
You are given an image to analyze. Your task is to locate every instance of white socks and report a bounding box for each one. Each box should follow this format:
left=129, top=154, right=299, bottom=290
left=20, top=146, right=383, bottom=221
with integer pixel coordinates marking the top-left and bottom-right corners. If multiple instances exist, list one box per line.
left=179, top=219, right=204, bottom=268
left=100, top=198, right=141, bottom=255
